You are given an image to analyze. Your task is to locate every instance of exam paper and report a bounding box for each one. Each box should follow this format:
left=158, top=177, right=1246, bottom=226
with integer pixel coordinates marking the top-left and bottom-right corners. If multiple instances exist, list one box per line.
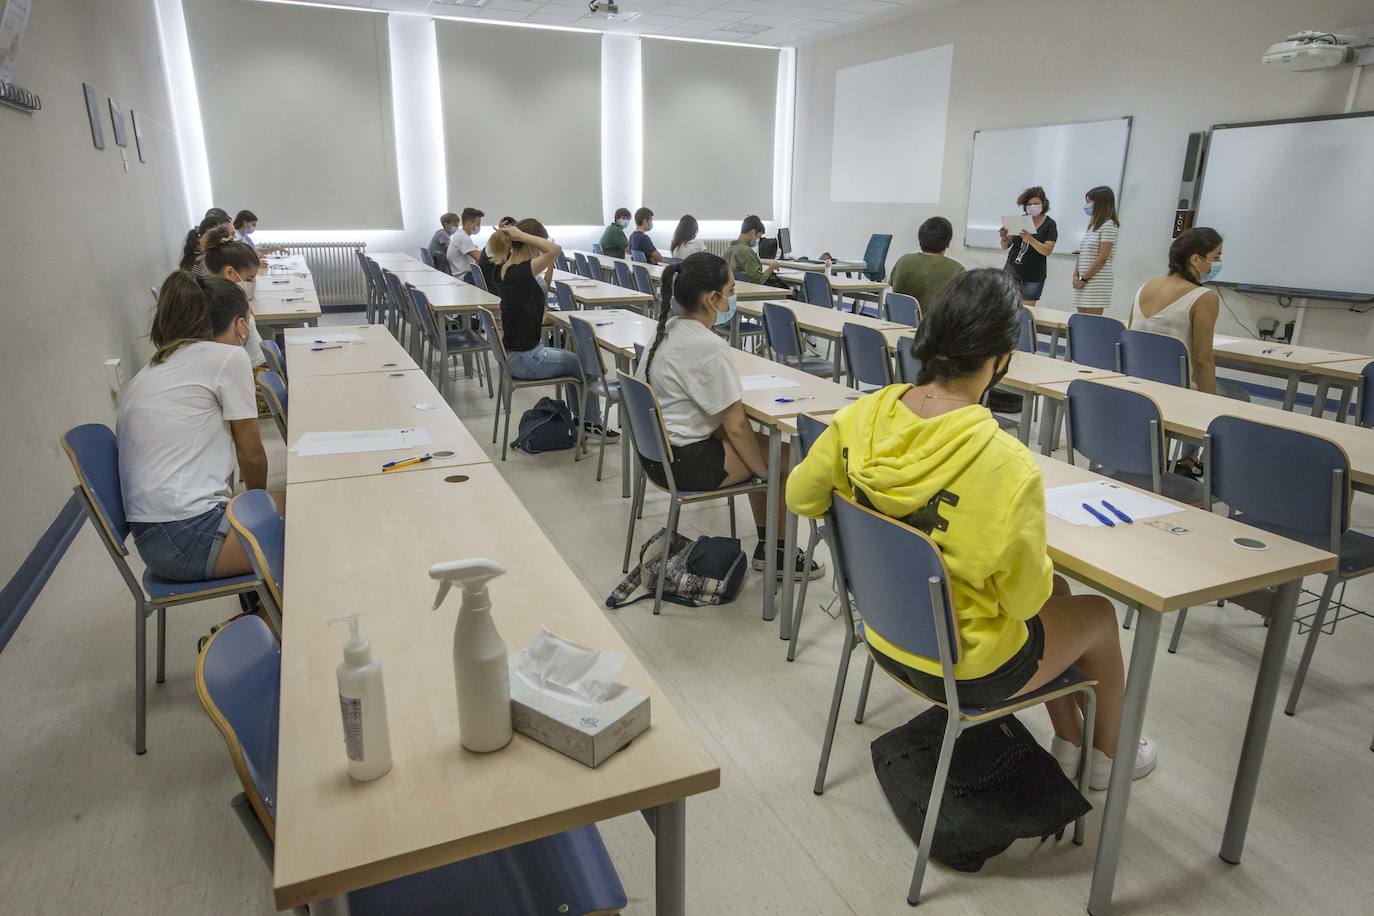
left=289, top=427, right=431, bottom=457
left=1002, top=214, right=1035, bottom=236
left=740, top=374, right=803, bottom=391
left=1045, top=481, right=1185, bottom=527
left=284, top=332, right=363, bottom=345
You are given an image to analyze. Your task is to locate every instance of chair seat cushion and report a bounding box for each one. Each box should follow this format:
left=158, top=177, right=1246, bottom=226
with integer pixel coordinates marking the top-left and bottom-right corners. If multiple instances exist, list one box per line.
left=796, top=357, right=835, bottom=376
left=143, top=569, right=257, bottom=602
left=445, top=330, right=487, bottom=349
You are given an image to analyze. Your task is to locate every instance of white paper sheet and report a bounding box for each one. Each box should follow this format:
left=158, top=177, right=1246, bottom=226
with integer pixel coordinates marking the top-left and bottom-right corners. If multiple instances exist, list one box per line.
left=1001, top=214, right=1036, bottom=236
left=1212, top=336, right=1239, bottom=347
left=1045, top=481, right=1185, bottom=527
left=289, top=427, right=431, bottom=457
left=740, top=374, right=803, bottom=392
left=284, top=332, right=362, bottom=345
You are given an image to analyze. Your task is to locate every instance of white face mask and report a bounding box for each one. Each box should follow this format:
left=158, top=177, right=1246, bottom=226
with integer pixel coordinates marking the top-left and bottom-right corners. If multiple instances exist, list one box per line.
left=238, top=279, right=255, bottom=302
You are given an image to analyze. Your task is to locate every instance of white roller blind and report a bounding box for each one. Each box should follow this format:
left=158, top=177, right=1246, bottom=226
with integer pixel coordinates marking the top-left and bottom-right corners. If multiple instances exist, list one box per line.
left=181, top=0, right=403, bottom=230
left=642, top=39, right=778, bottom=220
left=436, top=21, right=601, bottom=226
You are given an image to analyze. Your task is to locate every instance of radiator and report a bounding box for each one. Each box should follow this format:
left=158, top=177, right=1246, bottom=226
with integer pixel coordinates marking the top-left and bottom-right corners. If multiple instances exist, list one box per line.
left=702, top=238, right=732, bottom=258
left=273, top=241, right=368, bottom=307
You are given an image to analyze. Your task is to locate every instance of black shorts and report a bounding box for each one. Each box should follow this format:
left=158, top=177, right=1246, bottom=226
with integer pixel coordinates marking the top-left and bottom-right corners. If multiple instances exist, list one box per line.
left=642, top=437, right=728, bottom=492
left=871, top=616, right=1045, bottom=709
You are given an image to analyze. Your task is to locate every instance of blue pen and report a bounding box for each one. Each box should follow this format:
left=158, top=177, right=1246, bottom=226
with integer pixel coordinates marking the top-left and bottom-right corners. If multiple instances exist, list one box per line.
left=1081, top=502, right=1115, bottom=527
left=1100, top=500, right=1133, bottom=524
left=382, top=452, right=430, bottom=469
left=311, top=344, right=343, bottom=351
left=774, top=396, right=815, bottom=404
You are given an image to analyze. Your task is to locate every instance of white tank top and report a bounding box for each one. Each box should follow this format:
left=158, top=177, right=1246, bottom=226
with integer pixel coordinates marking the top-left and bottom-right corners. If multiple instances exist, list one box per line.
left=1130, top=284, right=1210, bottom=354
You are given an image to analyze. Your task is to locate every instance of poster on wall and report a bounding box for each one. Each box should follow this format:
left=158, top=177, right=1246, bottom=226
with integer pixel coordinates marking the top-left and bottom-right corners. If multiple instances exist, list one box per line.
left=0, top=0, right=32, bottom=84
left=108, top=98, right=128, bottom=147
left=131, top=109, right=146, bottom=163
left=82, top=83, right=105, bottom=150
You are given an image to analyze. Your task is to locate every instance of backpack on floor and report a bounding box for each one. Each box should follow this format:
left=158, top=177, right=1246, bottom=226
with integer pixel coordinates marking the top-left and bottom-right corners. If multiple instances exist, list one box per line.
left=606, top=528, right=746, bottom=608
left=511, top=397, right=577, bottom=454
left=871, top=707, right=1092, bottom=873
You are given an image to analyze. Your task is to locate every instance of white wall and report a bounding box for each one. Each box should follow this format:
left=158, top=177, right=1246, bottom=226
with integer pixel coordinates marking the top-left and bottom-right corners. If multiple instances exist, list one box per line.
left=0, top=0, right=189, bottom=578
left=790, top=0, right=1374, bottom=353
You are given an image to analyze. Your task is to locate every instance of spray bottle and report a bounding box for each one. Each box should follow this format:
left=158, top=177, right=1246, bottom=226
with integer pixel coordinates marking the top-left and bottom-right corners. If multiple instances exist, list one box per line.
left=327, top=614, right=393, bottom=781
left=430, top=559, right=513, bottom=753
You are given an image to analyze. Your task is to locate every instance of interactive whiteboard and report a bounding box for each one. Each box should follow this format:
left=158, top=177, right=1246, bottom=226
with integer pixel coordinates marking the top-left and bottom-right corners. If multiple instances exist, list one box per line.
left=964, top=117, right=1131, bottom=249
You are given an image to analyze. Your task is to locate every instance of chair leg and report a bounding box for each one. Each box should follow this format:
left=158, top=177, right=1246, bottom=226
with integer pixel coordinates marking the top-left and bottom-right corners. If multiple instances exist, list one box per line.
left=134, top=601, right=147, bottom=755
left=653, top=500, right=681, bottom=616
left=854, top=652, right=875, bottom=723
left=501, top=383, right=514, bottom=461
left=908, top=712, right=962, bottom=905
left=787, top=523, right=821, bottom=662
left=156, top=606, right=167, bottom=684
left=1122, top=605, right=1135, bottom=630
left=491, top=377, right=503, bottom=444
left=1167, top=607, right=1189, bottom=654
left=595, top=423, right=609, bottom=482
left=1285, top=572, right=1339, bottom=716
left=814, top=609, right=857, bottom=795
left=728, top=497, right=737, bottom=539
left=1073, top=688, right=1097, bottom=846
left=623, top=471, right=644, bottom=573
left=483, top=351, right=494, bottom=399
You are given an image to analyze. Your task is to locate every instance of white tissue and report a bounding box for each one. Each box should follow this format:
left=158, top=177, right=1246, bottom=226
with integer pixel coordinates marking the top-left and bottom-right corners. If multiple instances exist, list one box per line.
left=514, top=627, right=626, bottom=706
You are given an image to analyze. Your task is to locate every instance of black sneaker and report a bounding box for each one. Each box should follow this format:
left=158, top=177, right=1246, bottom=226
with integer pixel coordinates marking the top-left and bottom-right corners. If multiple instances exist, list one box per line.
left=752, top=542, right=825, bottom=580
left=582, top=420, right=620, bottom=440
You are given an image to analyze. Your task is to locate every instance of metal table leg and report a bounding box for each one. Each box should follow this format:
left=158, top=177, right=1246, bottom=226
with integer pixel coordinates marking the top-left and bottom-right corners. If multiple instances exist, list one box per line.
left=1088, top=608, right=1163, bottom=916
left=1281, top=372, right=1300, bottom=411
left=651, top=798, right=686, bottom=916
left=1038, top=399, right=1060, bottom=456
left=1017, top=392, right=1034, bottom=445
left=779, top=437, right=799, bottom=641
left=762, top=427, right=781, bottom=622
left=1310, top=380, right=1330, bottom=418
left=1221, top=579, right=1299, bottom=863
left=1049, top=327, right=1063, bottom=359
left=616, top=353, right=632, bottom=498
left=1335, top=383, right=1354, bottom=423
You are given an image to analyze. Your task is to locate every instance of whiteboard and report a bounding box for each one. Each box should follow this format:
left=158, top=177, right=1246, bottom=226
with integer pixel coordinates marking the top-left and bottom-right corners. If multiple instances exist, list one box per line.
left=1195, top=112, right=1374, bottom=300
left=964, top=117, right=1131, bottom=249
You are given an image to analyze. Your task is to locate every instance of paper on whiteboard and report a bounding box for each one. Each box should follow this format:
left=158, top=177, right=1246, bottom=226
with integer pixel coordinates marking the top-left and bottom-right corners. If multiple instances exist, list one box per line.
left=1001, top=215, right=1035, bottom=236
left=284, top=332, right=363, bottom=345
left=741, top=374, right=803, bottom=391
left=0, top=0, right=31, bottom=84
left=1045, top=481, right=1185, bottom=527
left=290, top=427, right=431, bottom=457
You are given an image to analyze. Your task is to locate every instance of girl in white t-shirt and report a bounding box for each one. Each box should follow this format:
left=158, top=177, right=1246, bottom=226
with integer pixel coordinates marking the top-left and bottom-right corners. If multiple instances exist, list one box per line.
left=669, top=215, right=707, bottom=260
left=117, top=272, right=284, bottom=582
left=637, top=252, right=821, bottom=580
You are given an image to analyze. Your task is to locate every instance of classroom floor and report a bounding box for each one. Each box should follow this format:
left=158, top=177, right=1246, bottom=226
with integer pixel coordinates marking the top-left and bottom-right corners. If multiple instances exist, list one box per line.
left=4, top=321, right=1373, bottom=914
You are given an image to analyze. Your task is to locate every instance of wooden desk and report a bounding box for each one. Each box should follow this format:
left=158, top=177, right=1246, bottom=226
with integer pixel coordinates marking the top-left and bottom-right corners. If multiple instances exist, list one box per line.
left=1306, top=356, right=1372, bottom=421
left=1030, top=306, right=1072, bottom=356
left=368, top=253, right=424, bottom=269
left=275, top=464, right=719, bottom=912
left=418, top=282, right=501, bottom=314
left=770, top=258, right=867, bottom=274
left=553, top=270, right=656, bottom=309
left=253, top=295, right=321, bottom=327
left=734, top=280, right=792, bottom=302
left=738, top=299, right=906, bottom=381
left=282, top=325, right=418, bottom=378
left=285, top=370, right=489, bottom=484
left=775, top=270, right=889, bottom=308
left=387, top=269, right=464, bottom=289
left=1209, top=338, right=1370, bottom=412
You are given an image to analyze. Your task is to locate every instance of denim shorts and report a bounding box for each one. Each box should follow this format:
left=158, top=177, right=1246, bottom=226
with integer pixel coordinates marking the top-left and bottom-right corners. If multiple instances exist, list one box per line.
left=130, top=506, right=231, bottom=582
left=1019, top=279, right=1046, bottom=302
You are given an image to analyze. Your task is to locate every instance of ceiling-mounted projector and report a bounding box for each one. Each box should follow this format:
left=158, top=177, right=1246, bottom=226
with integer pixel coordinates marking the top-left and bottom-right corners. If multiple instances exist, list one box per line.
left=587, top=0, right=638, bottom=20
left=1262, top=31, right=1372, bottom=71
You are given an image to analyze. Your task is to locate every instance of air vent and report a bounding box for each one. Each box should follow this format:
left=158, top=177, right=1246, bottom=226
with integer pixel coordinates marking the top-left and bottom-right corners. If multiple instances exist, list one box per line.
left=718, top=22, right=771, bottom=35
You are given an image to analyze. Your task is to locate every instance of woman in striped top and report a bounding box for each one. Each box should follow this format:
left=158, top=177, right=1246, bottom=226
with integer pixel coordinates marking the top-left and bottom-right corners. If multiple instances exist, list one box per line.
left=1071, top=186, right=1119, bottom=314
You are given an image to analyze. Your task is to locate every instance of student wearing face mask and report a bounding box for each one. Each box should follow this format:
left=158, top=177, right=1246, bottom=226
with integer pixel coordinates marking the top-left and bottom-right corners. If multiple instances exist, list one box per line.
left=447, top=207, right=485, bottom=277
left=429, top=212, right=460, bottom=272
left=627, top=207, right=663, bottom=265
left=1071, top=187, right=1119, bottom=314
left=725, top=215, right=787, bottom=288
left=787, top=267, right=1156, bottom=790
left=232, top=210, right=286, bottom=256
left=998, top=185, right=1058, bottom=306
left=489, top=219, right=613, bottom=438
left=202, top=230, right=268, bottom=374
left=638, top=252, right=821, bottom=579
left=599, top=208, right=633, bottom=259
left=117, top=272, right=285, bottom=582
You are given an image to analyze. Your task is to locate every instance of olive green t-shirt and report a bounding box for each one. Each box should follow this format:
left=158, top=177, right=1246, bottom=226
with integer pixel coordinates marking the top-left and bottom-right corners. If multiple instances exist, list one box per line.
left=724, top=239, right=764, bottom=283
left=598, top=223, right=629, bottom=259
left=890, top=252, right=964, bottom=307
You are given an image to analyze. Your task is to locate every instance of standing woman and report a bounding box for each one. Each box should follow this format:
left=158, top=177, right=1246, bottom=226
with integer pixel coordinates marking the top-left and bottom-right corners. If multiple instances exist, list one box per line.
left=669, top=215, right=707, bottom=260
left=998, top=185, right=1058, bottom=306
left=1072, top=186, right=1119, bottom=314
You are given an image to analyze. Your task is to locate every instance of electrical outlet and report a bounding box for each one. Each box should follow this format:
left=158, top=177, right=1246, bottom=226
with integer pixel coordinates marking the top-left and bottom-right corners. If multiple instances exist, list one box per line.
left=104, top=358, right=126, bottom=393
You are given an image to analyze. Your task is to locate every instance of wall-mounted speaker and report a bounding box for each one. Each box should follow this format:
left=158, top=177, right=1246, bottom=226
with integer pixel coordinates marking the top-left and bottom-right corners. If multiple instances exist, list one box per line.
left=1173, top=131, right=1207, bottom=237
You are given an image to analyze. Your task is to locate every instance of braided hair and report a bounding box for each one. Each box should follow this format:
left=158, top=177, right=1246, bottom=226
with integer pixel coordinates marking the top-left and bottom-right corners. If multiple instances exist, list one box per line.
left=149, top=271, right=249, bottom=364
left=910, top=268, right=1020, bottom=386
left=642, top=251, right=730, bottom=380
left=1168, top=227, right=1222, bottom=284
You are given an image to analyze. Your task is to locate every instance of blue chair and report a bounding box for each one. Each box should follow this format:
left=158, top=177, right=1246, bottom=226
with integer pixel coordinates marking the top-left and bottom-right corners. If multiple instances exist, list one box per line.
left=477, top=307, right=583, bottom=462
left=568, top=316, right=623, bottom=482
left=555, top=253, right=570, bottom=274
left=60, top=424, right=261, bottom=754
left=632, top=264, right=655, bottom=298
left=1017, top=306, right=1036, bottom=353
left=591, top=242, right=603, bottom=254
left=802, top=271, right=836, bottom=309
left=1064, top=380, right=1201, bottom=504
left=842, top=323, right=892, bottom=389
left=1119, top=329, right=1189, bottom=387
left=587, top=255, right=605, bottom=282
left=1180, top=417, right=1372, bottom=710
left=418, top=247, right=433, bottom=268
left=467, top=264, right=488, bottom=292
left=861, top=233, right=893, bottom=282
left=762, top=302, right=834, bottom=376
left=225, top=491, right=284, bottom=623
left=364, top=258, right=390, bottom=328
left=617, top=374, right=767, bottom=616
left=382, top=269, right=413, bottom=347
left=1067, top=313, right=1124, bottom=371
left=256, top=370, right=288, bottom=441
left=1358, top=363, right=1373, bottom=427
left=732, top=271, right=752, bottom=285
left=407, top=287, right=490, bottom=400
left=573, top=252, right=591, bottom=279
left=883, top=292, right=919, bottom=328
left=630, top=249, right=647, bottom=263
left=893, top=336, right=922, bottom=385
left=260, top=339, right=287, bottom=382
left=814, top=492, right=1096, bottom=903
left=613, top=260, right=634, bottom=290
left=196, top=615, right=628, bottom=916
left=357, top=254, right=380, bottom=324
left=553, top=280, right=577, bottom=313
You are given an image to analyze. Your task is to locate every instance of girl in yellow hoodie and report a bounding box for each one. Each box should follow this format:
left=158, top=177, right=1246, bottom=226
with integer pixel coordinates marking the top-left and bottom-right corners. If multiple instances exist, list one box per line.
left=787, top=268, right=1155, bottom=789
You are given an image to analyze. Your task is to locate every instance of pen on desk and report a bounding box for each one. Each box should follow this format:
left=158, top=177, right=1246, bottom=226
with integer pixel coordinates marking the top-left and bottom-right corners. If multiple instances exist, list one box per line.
left=1081, top=502, right=1116, bottom=527
left=1100, top=500, right=1133, bottom=524
left=311, top=344, right=343, bottom=351
left=382, top=453, right=431, bottom=471
left=774, top=396, right=815, bottom=404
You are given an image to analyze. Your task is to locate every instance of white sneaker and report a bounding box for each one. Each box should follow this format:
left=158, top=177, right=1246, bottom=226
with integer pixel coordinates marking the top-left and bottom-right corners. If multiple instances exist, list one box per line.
left=1050, top=735, right=1082, bottom=779
left=1089, top=738, right=1158, bottom=791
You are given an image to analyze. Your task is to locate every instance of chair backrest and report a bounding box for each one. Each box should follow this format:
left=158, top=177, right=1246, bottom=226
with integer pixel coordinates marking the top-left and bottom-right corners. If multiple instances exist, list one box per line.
left=894, top=336, right=922, bottom=385
left=468, top=264, right=488, bottom=292
left=732, top=271, right=751, bottom=284
left=762, top=302, right=804, bottom=360
left=382, top=270, right=409, bottom=324
left=883, top=292, right=919, bottom=328
left=591, top=243, right=603, bottom=254
left=406, top=286, right=440, bottom=344
left=803, top=271, right=834, bottom=309
left=1119, top=329, right=1189, bottom=387
left=615, top=372, right=673, bottom=466
left=842, top=323, right=892, bottom=388
left=555, top=253, right=570, bottom=273
left=574, top=252, right=590, bottom=278
left=260, top=339, right=287, bottom=382
left=567, top=316, right=607, bottom=385
left=226, top=490, right=284, bottom=612
left=1206, top=415, right=1348, bottom=541
left=418, top=247, right=433, bottom=267
left=828, top=492, right=958, bottom=666
left=1066, top=313, right=1124, bottom=370
left=1016, top=306, right=1036, bottom=353
left=632, top=264, right=654, bottom=297
left=587, top=255, right=604, bottom=281
left=365, top=258, right=386, bottom=304
left=630, top=249, right=647, bottom=263
left=862, top=233, right=893, bottom=282
left=477, top=307, right=509, bottom=369
left=554, top=280, right=576, bottom=313
left=60, top=423, right=130, bottom=551
left=1065, top=380, right=1163, bottom=478
left=257, top=370, right=288, bottom=439
left=795, top=413, right=828, bottom=459
left=195, top=614, right=282, bottom=833
left=1359, top=363, right=1373, bottom=428
left=613, top=260, right=633, bottom=289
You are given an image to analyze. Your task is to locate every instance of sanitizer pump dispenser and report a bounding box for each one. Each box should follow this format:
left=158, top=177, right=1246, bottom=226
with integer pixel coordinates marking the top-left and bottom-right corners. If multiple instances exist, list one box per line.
left=327, top=614, right=393, bottom=781
left=431, top=559, right=513, bottom=753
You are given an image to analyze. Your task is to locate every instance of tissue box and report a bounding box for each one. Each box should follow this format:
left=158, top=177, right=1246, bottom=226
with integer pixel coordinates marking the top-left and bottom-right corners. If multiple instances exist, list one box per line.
left=508, top=659, right=650, bottom=768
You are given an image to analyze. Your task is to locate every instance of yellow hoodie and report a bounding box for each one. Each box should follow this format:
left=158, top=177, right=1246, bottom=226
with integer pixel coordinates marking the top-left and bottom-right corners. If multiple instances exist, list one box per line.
left=786, top=385, right=1053, bottom=680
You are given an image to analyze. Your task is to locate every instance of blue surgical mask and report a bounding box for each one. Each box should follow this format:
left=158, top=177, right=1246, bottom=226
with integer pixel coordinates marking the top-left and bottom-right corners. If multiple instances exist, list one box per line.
left=645, top=221, right=654, bottom=233
left=1082, top=203, right=1093, bottom=216
left=243, top=225, right=255, bottom=236
left=750, top=239, right=759, bottom=250
left=617, top=218, right=630, bottom=228
left=1203, top=260, right=1222, bottom=283
left=446, top=226, right=457, bottom=236
left=714, top=293, right=738, bottom=327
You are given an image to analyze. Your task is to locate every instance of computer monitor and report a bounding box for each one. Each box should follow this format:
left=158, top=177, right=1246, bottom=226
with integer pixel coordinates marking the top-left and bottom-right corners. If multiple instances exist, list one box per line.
left=776, top=227, right=792, bottom=258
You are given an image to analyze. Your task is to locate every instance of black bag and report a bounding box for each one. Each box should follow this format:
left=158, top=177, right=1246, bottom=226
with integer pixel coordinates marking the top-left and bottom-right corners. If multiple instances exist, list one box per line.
left=758, top=237, right=779, bottom=260
left=871, top=707, right=1091, bottom=873
left=606, top=529, right=746, bottom=608
left=510, top=397, right=578, bottom=454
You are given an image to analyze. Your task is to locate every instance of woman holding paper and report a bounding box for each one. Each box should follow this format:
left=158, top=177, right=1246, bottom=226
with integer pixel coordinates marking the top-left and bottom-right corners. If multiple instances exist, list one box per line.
left=999, top=185, right=1058, bottom=306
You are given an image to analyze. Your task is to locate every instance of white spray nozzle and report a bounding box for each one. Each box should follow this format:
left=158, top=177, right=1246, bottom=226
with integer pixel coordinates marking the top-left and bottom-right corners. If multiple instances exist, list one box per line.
left=430, top=558, right=507, bottom=610
left=327, top=614, right=364, bottom=647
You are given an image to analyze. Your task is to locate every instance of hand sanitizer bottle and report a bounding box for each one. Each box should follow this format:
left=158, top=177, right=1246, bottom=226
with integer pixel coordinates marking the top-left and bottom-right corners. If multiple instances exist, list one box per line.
left=431, top=559, right=513, bottom=753
left=327, top=614, right=393, bottom=781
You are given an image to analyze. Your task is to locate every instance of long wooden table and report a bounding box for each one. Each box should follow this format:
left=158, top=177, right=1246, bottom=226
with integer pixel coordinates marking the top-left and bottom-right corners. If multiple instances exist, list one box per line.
left=770, top=257, right=867, bottom=274
left=569, top=249, right=793, bottom=303
left=774, top=270, right=889, bottom=309
left=553, top=269, right=656, bottom=309
left=739, top=299, right=907, bottom=381
left=282, top=325, right=418, bottom=379
left=1309, top=356, right=1371, bottom=420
